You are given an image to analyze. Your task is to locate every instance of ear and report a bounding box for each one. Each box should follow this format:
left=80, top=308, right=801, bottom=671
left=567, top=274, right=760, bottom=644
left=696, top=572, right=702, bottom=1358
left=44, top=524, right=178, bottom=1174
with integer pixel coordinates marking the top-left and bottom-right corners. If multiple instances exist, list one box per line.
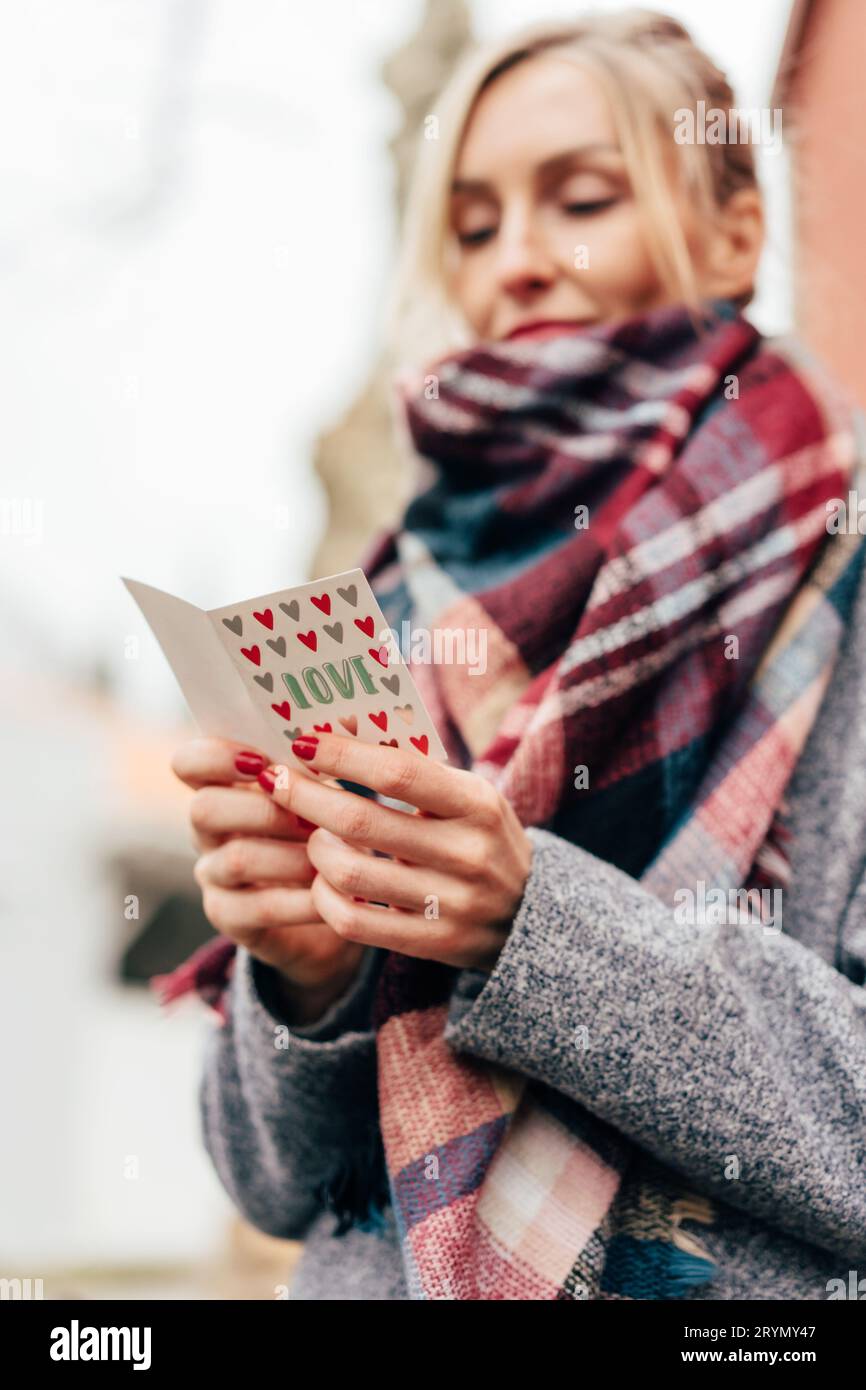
left=697, top=188, right=764, bottom=301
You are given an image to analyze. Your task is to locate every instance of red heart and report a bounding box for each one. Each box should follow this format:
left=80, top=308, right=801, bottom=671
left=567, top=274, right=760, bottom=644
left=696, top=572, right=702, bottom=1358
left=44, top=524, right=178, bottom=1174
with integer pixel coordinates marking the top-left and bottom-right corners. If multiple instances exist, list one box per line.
left=354, top=615, right=374, bottom=638
left=369, top=711, right=388, bottom=731
left=253, top=609, right=274, bottom=630
left=311, top=594, right=331, bottom=616
left=313, top=722, right=332, bottom=732
left=271, top=701, right=292, bottom=720
left=379, top=739, right=399, bottom=748
left=410, top=734, right=429, bottom=755
left=241, top=645, right=261, bottom=666
left=297, top=631, right=317, bottom=651
left=368, top=646, right=388, bottom=668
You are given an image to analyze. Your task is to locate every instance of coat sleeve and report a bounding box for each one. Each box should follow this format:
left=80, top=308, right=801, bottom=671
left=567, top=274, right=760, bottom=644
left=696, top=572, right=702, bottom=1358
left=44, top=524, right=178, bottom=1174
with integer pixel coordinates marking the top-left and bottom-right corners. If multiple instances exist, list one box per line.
left=199, top=943, right=384, bottom=1240
left=443, top=825, right=866, bottom=1261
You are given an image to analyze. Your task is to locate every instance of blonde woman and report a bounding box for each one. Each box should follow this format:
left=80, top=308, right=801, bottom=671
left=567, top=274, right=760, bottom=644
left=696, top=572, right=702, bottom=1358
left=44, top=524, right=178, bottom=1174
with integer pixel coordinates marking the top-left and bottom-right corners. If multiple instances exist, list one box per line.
left=163, top=11, right=866, bottom=1300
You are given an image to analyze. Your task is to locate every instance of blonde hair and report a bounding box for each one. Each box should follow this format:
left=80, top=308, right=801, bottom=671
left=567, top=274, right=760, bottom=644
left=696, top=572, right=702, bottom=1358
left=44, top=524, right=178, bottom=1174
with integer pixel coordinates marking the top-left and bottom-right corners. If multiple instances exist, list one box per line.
left=386, top=8, right=760, bottom=365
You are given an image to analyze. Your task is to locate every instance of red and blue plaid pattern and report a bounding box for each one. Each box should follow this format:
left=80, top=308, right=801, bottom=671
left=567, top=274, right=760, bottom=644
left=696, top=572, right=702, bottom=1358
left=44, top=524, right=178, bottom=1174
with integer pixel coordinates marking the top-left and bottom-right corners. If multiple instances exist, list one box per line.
left=157, top=300, right=866, bottom=1299
left=362, top=299, right=866, bottom=1298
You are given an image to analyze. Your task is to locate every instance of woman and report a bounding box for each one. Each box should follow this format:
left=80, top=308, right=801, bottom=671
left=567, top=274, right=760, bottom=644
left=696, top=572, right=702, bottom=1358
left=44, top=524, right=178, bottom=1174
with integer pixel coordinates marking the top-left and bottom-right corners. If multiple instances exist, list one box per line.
left=162, top=11, right=866, bottom=1300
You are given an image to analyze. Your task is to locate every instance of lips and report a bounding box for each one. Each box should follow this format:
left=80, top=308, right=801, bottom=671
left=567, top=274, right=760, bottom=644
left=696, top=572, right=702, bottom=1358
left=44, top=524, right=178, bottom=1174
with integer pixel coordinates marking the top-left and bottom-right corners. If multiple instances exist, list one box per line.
left=503, top=319, right=596, bottom=341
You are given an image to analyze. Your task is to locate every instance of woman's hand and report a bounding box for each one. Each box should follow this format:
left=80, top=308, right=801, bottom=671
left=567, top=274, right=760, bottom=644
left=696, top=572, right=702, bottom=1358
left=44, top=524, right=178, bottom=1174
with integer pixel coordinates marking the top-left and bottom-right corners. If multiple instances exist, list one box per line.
left=171, top=737, right=366, bottom=1020
left=259, top=731, right=534, bottom=973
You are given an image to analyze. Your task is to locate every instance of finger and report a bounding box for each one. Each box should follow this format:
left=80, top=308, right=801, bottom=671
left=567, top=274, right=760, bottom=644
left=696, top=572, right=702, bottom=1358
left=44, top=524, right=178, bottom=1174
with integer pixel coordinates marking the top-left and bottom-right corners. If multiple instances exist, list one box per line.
left=307, top=827, right=455, bottom=913
left=190, top=784, right=313, bottom=846
left=262, top=764, right=477, bottom=875
left=311, top=874, right=453, bottom=959
left=283, top=730, right=473, bottom=816
left=196, top=837, right=315, bottom=890
left=172, top=737, right=271, bottom=790
left=201, top=883, right=320, bottom=943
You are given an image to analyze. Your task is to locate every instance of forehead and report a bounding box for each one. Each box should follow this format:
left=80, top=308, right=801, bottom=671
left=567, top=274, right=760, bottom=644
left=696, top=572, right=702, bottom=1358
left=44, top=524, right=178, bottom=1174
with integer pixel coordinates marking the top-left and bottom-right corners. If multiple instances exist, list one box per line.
left=454, top=54, right=619, bottom=181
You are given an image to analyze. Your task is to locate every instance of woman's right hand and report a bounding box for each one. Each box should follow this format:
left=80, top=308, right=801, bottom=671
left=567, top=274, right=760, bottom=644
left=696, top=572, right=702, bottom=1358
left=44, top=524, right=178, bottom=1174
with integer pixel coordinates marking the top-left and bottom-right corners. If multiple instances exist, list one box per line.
left=171, top=737, right=365, bottom=1022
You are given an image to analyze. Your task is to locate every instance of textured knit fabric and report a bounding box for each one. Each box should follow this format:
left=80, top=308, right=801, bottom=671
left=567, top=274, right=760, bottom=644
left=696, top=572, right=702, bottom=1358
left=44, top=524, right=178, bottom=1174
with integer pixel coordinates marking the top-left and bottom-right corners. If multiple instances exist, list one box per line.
left=189, top=304, right=866, bottom=1299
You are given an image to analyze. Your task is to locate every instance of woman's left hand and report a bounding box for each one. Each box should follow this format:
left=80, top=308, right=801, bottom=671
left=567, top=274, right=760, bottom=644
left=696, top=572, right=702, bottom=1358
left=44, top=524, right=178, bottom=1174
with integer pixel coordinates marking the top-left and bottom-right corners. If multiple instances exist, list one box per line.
left=258, top=731, right=533, bottom=973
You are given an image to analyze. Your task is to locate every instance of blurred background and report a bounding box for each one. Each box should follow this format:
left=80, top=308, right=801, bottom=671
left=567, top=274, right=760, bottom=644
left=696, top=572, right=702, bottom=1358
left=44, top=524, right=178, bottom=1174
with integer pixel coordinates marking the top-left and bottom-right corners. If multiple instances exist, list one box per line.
left=2, top=0, right=863, bottom=1298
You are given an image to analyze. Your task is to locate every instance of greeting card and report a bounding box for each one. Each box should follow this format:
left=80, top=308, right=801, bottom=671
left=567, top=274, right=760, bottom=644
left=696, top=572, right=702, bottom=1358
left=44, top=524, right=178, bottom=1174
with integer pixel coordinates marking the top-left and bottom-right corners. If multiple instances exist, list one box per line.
left=122, top=568, right=448, bottom=772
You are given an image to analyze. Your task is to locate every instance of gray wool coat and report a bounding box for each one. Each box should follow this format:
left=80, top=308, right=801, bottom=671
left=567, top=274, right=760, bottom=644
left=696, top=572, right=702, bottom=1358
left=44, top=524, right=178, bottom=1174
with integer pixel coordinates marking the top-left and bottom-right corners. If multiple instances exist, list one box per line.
left=198, top=548, right=866, bottom=1301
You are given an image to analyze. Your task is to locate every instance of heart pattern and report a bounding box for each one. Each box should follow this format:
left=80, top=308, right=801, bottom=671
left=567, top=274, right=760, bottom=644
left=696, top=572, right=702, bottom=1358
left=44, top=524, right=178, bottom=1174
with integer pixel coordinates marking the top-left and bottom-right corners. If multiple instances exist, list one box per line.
left=220, top=582, right=436, bottom=758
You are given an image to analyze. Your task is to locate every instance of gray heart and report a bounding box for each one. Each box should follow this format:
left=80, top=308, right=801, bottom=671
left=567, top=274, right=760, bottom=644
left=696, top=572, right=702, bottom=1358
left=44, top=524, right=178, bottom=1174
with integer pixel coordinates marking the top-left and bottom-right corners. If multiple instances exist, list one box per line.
left=337, top=584, right=358, bottom=607
left=283, top=727, right=303, bottom=740
left=394, top=703, right=414, bottom=723
left=381, top=674, right=400, bottom=695
left=254, top=672, right=274, bottom=692
left=267, top=635, right=286, bottom=657
left=279, top=600, right=300, bottom=621
left=323, top=622, right=343, bottom=643
left=222, top=615, right=243, bottom=635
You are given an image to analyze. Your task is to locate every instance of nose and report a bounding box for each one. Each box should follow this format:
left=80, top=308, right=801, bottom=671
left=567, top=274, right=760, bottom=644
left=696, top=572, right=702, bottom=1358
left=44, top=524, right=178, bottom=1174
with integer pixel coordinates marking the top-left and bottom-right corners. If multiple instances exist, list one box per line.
left=494, top=207, right=557, bottom=302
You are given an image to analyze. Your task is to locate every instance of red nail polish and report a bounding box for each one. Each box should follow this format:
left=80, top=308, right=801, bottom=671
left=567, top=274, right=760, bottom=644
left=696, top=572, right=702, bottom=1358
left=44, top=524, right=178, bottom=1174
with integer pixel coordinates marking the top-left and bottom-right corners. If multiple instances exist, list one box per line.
left=352, top=896, right=367, bottom=903
left=297, top=816, right=316, bottom=831
left=257, top=768, right=277, bottom=793
left=291, top=737, right=318, bottom=761
left=235, top=751, right=266, bottom=776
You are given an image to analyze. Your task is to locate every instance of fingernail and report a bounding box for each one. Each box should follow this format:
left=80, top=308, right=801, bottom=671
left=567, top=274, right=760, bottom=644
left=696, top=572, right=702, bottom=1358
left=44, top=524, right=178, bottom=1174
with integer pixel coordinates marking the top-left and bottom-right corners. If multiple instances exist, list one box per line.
left=257, top=768, right=277, bottom=793
left=235, top=751, right=266, bottom=776
left=291, top=736, right=318, bottom=762
left=297, top=816, right=316, bottom=831
left=352, top=896, right=367, bottom=903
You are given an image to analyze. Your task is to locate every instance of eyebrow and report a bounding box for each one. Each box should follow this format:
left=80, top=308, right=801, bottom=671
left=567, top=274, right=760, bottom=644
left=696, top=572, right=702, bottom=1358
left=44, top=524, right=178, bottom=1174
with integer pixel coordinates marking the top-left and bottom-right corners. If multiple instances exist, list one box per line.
left=451, top=143, right=622, bottom=196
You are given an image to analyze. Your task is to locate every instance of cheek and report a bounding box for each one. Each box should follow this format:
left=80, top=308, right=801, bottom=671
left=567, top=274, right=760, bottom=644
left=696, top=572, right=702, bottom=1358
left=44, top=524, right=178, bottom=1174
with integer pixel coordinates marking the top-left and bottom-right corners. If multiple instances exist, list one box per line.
left=450, top=258, right=492, bottom=332
left=561, top=208, right=665, bottom=305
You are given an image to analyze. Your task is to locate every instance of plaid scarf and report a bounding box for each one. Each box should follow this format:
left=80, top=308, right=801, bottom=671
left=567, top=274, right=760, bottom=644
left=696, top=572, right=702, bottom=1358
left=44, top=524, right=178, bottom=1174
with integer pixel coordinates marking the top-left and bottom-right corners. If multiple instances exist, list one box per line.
left=156, top=299, right=866, bottom=1300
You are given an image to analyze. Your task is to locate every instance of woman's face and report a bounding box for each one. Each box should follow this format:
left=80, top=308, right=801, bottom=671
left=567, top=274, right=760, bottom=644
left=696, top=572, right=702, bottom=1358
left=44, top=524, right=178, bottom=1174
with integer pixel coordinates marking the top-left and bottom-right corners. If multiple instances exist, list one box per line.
left=448, top=55, right=694, bottom=343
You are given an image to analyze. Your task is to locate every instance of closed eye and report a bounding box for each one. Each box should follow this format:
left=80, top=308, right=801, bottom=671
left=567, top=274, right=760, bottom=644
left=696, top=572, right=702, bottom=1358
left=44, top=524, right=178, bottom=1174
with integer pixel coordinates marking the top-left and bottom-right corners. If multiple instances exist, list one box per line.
left=456, top=226, right=496, bottom=248
left=563, top=197, right=619, bottom=216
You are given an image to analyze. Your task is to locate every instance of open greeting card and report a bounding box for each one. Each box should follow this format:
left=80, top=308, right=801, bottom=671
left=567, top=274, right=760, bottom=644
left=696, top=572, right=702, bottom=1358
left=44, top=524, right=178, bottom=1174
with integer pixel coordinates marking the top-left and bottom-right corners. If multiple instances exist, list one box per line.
left=122, top=568, right=448, bottom=774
